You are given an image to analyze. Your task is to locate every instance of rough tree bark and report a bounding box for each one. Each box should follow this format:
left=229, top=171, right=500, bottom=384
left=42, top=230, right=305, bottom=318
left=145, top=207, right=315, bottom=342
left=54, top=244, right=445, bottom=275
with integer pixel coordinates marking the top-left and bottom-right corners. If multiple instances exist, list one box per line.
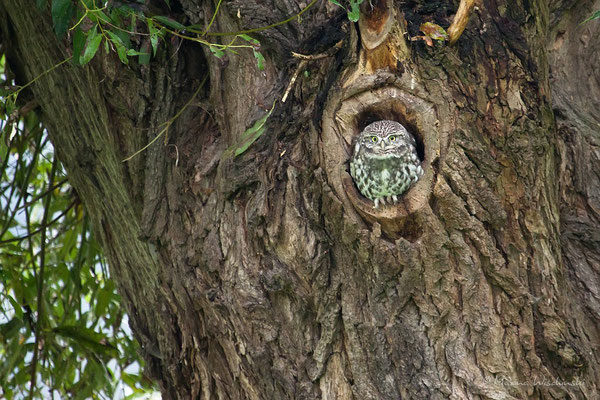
left=1, top=0, right=599, bottom=398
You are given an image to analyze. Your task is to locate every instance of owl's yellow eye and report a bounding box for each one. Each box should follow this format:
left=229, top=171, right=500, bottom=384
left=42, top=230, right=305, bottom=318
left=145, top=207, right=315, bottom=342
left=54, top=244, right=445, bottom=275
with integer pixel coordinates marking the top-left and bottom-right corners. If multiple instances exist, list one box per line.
left=371, top=136, right=379, bottom=143
left=389, top=135, right=397, bottom=141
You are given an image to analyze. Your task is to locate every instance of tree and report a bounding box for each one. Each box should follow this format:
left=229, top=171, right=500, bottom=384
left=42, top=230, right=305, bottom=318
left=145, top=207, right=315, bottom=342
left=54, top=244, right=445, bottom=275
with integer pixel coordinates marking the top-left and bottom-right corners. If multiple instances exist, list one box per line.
left=1, top=0, right=599, bottom=398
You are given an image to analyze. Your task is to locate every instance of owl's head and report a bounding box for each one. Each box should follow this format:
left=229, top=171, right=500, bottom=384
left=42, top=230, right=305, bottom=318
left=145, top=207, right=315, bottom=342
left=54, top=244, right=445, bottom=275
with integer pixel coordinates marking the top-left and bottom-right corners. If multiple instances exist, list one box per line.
left=355, top=120, right=416, bottom=158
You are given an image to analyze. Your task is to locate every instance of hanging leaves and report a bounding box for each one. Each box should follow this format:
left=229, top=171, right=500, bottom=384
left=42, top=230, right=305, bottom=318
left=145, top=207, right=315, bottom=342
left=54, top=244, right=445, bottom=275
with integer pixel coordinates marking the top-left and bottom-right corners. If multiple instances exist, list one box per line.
left=152, top=15, right=186, bottom=31
left=240, top=34, right=266, bottom=70
left=327, top=0, right=364, bottom=22
left=0, top=62, right=156, bottom=398
left=80, top=26, right=103, bottom=65
left=50, top=0, right=74, bottom=37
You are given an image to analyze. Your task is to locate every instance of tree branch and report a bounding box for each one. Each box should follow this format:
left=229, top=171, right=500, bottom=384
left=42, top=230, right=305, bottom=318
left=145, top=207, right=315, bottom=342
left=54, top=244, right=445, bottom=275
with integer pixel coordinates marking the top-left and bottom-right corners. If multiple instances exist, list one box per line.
left=28, top=155, right=57, bottom=399
left=448, top=0, right=476, bottom=45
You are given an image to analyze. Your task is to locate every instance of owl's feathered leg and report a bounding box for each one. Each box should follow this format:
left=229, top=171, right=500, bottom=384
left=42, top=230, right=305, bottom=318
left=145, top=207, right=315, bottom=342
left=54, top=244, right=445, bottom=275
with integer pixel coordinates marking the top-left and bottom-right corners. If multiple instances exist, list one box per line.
left=392, top=195, right=398, bottom=204
left=374, top=198, right=381, bottom=208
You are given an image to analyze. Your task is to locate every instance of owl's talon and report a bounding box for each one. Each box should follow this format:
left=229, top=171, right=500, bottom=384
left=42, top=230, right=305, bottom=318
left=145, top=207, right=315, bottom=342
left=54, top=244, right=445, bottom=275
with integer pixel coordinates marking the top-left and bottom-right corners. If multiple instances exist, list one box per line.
left=374, top=198, right=380, bottom=209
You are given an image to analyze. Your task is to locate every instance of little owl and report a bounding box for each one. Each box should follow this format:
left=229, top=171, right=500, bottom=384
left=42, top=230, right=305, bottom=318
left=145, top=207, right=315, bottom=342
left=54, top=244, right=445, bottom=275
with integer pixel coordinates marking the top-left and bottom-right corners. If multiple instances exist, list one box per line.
left=350, top=120, right=423, bottom=208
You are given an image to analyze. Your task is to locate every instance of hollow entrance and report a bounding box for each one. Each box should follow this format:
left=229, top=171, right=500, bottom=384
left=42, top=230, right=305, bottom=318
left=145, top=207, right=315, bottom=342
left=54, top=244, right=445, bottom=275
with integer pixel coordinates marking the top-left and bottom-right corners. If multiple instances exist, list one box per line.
left=321, top=83, right=443, bottom=240
left=354, top=106, right=425, bottom=163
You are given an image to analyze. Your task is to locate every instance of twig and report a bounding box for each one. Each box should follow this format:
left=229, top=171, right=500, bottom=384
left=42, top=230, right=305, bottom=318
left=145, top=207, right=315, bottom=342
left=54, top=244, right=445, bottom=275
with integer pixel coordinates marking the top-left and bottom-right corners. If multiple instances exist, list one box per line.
left=0, top=201, right=76, bottom=245
left=8, top=56, right=72, bottom=100
left=203, top=0, right=224, bottom=36
left=291, top=52, right=332, bottom=61
left=28, top=156, right=58, bottom=400
left=448, top=0, right=476, bottom=45
left=291, top=39, right=344, bottom=60
left=0, top=134, right=46, bottom=241
left=122, top=74, right=208, bottom=162
left=18, top=100, right=39, bottom=116
left=19, top=179, right=69, bottom=210
left=283, top=40, right=344, bottom=103
left=282, top=60, right=307, bottom=103
left=205, top=0, right=319, bottom=37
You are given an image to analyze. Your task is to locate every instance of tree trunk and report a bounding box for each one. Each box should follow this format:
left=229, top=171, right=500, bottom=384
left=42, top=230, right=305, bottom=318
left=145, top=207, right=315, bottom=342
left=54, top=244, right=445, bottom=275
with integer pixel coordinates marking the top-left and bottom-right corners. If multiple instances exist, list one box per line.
left=2, top=0, right=599, bottom=398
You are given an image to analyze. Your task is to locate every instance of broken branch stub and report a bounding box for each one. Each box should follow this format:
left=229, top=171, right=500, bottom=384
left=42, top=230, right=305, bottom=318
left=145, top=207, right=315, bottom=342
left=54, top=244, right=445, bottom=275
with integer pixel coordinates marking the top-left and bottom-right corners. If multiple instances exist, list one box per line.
left=358, top=0, right=395, bottom=50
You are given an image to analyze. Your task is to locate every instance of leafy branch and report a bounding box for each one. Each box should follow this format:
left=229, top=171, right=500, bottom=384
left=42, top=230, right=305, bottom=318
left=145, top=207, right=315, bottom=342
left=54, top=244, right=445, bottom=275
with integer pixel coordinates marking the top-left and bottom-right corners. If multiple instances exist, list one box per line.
left=56, top=0, right=319, bottom=69
left=27, top=156, right=57, bottom=399
left=1, top=49, right=152, bottom=399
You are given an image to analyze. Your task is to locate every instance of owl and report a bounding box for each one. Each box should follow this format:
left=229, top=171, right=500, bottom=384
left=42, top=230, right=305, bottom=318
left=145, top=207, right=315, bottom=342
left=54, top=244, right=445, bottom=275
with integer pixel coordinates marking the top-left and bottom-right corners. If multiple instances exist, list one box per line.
left=350, top=120, right=423, bottom=208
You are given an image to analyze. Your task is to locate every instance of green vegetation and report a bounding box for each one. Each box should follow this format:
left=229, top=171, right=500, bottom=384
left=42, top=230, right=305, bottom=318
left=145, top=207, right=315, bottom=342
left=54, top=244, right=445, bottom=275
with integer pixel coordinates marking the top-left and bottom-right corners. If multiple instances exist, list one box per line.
left=0, top=0, right=365, bottom=397
left=0, top=49, right=154, bottom=400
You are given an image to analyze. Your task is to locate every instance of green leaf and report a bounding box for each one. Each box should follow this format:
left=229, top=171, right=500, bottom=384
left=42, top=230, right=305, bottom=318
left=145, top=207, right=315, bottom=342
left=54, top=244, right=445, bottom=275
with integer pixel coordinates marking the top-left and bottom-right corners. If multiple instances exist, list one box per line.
left=105, top=29, right=131, bottom=49
left=58, top=227, right=77, bottom=259
left=3, top=339, right=25, bottom=379
left=94, top=287, right=111, bottom=317
left=210, top=46, right=225, bottom=58
left=138, top=43, right=151, bottom=65
left=328, top=0, right=342, bottom=7
left=53, top=325, right=119, bottom=358
left=0, top=131, right=8, bottom=158
left=106, top=31, right=129, bottom=64
left=14, top=363, right=31, bottom=384
left=420, top=22, right=448, bottom=41
left=52, top=356, right=71, bottom=388
left=347, top=0, right=364, bottom=22
left=87, top=9, right=112, bottom=25
left=121, top=372, right=140, bottom=387
left=582, top=10, right=600, bottom=24
left=51, top=0, right=74, bottom=37
left=153, top=15, right=186, bottom=30
left=147, top=19, right=160, bottom=56
left=0, top=318, right=23, bottom=339
left=80, top=27, right=103, bottom=65
left=253, top=51, right=265, bottom=71
left=186, top=24, right=205, bottom=31
left=8, top=269, right=24, bottom=306
left=239, top=34, right=260, bottom=46
left=126, top=49, right=149, bottom=57
left=72, top=26, right=86, bottom=66
left=225, top=101, right=276, bottom=158
left=116, top=43, right=129, bottom=64
left=4, top=293, right=24, bottom=319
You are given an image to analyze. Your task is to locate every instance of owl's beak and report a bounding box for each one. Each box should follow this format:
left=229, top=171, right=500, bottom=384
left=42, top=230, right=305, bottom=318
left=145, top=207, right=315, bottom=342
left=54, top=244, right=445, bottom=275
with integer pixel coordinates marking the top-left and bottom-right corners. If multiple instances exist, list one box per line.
left=380, top=142, right=396, bottom=153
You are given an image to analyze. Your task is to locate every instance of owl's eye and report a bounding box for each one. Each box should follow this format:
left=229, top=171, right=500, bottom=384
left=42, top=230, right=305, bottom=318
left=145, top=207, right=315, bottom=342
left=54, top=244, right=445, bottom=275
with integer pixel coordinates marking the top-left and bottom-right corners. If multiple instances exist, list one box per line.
left=371, top=136, right=379, bottom=143
left=389, top=135, right=397, bottom=141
